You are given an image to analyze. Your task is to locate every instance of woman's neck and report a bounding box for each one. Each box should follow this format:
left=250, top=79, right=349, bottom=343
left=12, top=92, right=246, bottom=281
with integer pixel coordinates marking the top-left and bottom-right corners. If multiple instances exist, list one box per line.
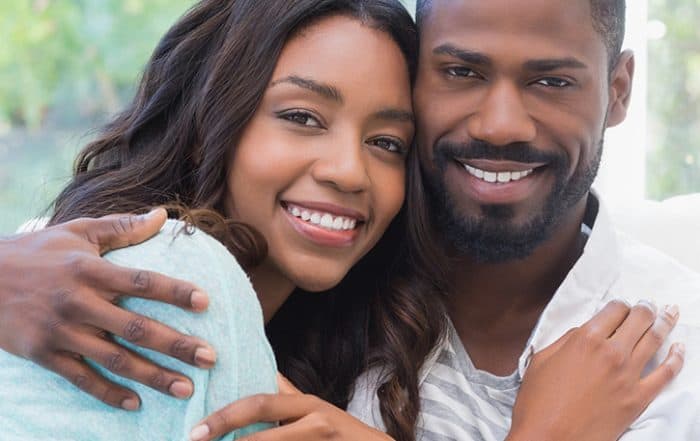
left=248, top=261, right=296, bottom=324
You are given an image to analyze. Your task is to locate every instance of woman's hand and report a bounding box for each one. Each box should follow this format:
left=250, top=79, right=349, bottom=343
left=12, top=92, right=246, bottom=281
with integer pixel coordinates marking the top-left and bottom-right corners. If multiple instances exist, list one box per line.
left=0, top=209, right=217, bottom=410
left=189, top=374, right=394, bottom=441
left=507, top=300, right=684, bottom=441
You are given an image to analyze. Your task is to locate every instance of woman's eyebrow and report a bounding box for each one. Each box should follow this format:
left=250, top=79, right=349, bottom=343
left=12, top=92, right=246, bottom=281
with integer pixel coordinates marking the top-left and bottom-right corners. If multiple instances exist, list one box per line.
left=372, top=108, right=414, bottom=123
left=270, top=75, right=343, bottom=103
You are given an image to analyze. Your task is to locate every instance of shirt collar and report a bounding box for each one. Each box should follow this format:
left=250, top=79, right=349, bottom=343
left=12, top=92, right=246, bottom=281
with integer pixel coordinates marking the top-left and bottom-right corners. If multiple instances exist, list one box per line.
left=517, top=191, right=623, bottom=378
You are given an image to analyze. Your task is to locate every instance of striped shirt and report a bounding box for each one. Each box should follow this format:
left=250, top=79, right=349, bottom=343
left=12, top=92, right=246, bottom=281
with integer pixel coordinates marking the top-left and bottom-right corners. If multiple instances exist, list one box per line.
left=348, top=193, right=700, bottom=440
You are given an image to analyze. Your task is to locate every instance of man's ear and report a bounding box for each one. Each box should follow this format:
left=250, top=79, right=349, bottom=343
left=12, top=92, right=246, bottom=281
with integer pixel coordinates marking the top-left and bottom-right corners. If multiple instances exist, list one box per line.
left=606, top=50, right=635, bottom=128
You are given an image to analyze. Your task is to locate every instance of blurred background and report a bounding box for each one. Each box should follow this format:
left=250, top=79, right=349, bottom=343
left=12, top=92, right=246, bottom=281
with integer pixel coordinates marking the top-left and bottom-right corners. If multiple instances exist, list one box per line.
left=1, top=0, right=698, bottom=234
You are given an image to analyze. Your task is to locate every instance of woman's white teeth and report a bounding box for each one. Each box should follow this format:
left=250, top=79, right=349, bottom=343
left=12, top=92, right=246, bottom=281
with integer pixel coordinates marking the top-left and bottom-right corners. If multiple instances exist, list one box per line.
left=287, top=205, right=357, bottom=231
left=464, top=164, right=533, bottom=183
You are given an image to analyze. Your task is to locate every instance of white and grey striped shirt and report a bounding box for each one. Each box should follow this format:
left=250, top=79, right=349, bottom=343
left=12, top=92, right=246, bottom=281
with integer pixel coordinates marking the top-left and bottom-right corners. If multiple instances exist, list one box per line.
left=348, top=194, right=700, bottom=440
left=348, top=320, right=521, bottom=441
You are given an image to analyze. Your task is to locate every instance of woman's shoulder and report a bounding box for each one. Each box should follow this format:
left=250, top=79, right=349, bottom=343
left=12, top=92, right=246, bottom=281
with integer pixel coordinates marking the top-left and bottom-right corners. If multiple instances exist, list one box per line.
left=105, top=219, right=250, bottom=288
left=103, top=219, right=260, bottom=329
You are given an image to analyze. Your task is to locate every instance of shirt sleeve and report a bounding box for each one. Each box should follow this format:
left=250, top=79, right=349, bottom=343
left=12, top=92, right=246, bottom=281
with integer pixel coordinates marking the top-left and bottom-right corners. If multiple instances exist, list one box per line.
left=0, top=220, right=277, bottom=441
left=104, top=220, right=279, bottom=440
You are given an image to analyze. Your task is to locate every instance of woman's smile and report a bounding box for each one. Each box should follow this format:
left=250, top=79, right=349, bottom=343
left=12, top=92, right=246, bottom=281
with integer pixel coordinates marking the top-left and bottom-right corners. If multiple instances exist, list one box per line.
left=282, top=200, right=364, bottom=248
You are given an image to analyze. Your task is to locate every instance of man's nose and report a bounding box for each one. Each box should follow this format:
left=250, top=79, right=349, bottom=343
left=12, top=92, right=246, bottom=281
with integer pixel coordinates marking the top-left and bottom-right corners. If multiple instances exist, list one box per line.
left=466, top=80, right=536, bottom=146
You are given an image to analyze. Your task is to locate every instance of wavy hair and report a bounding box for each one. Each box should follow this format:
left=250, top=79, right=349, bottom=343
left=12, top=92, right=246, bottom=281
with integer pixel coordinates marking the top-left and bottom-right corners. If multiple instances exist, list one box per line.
left=48, top=1, right=443, bottom=440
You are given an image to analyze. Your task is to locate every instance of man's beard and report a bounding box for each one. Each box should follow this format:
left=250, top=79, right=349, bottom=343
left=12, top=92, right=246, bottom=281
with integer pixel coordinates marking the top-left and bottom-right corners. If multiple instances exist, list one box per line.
left=422, top=139, right=602, bottom=263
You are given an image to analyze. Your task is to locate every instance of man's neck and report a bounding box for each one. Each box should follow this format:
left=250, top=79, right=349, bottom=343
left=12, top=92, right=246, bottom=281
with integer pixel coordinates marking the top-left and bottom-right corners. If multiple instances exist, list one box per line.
left=447, top=197, right=590, bottom=375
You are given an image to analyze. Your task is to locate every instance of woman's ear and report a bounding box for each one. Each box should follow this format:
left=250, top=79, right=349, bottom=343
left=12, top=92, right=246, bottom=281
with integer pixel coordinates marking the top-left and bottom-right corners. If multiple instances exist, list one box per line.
left=606, top=50, right=635, bottom=128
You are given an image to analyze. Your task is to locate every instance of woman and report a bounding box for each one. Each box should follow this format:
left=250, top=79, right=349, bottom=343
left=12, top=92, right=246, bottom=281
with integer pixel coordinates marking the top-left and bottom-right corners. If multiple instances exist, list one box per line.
left=0, top=1, right=683, bottom=440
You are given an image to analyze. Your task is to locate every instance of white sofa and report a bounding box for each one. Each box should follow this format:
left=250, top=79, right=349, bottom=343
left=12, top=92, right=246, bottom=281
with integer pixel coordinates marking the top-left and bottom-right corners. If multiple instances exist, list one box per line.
left=608, top=193, right=700, bottom=273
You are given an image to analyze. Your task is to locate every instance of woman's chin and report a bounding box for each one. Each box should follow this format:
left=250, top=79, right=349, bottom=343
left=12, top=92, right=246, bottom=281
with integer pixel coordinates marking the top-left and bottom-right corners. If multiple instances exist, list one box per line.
left=293, top=270, right=347, bottom=293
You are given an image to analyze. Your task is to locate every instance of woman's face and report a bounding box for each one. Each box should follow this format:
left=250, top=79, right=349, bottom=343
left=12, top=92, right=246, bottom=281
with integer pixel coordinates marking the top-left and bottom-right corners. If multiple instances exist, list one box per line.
left=225, top=15, right=413, bottom=292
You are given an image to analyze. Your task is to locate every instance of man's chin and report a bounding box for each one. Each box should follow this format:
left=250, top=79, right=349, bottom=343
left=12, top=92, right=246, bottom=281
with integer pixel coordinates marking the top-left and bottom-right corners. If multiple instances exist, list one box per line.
left=440, top=211, right=554, bottom=263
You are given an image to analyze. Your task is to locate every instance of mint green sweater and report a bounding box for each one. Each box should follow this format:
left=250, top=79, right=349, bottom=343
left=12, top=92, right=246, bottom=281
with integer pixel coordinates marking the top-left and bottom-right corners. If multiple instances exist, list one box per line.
left=0, top=220, right=278, bottom=440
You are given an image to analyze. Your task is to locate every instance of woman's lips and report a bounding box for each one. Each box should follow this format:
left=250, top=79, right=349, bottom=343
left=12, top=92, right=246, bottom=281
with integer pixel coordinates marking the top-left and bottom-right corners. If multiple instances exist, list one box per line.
left=281, top=202, right=363, bottom=248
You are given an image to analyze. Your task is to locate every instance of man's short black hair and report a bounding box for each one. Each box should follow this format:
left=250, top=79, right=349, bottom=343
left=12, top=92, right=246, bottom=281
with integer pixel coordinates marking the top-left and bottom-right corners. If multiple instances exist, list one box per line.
left=415, top=0, right=626, bottom=68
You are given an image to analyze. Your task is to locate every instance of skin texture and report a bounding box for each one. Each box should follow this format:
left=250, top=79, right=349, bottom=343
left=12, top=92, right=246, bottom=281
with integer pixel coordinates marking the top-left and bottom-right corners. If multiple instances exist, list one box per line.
left=414, top=0, right=636, bottom=375
left=224, top=16, right=413, bottom=319
left=0, top=2, right=686, bottom=441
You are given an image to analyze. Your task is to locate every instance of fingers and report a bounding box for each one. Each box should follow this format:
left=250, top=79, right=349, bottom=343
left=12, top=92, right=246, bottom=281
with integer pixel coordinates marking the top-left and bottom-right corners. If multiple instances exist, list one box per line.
left=580, top=300, right=631, bottom=339
left=79, top=298, right=216, bottom=369
left=609, top=300, right=658, bottom=355
left=236, top=419, right=325, bottom=441
left=637, top=342, right=686, bottom=409
left=630, top=304, right=679, bottom=368
left=190, top=394, right=320, bottom=441
left=77, top=257, right=209, bottom=312
left=60, top=326, right=195, bottom=399
left=66, top=208, right=167, bottom=254
left=277, top=373, right=302, bottom=395
left=41, top=352, right=141, bottom=410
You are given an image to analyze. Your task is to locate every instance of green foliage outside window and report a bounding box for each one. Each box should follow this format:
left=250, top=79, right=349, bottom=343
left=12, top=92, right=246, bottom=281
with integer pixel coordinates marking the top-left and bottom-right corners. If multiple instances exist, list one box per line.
left=647, top=0, right=700, bottom=198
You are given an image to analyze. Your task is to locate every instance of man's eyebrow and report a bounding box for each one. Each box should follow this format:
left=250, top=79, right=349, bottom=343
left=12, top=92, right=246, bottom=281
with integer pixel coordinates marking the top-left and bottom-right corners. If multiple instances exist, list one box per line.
left=433, top=44, right=491, bottom=67
left=270, top=75, right=343, bottom=103
left=372, top=108, right=414, bottom=123
left=523, top=58, right=588, bottom=72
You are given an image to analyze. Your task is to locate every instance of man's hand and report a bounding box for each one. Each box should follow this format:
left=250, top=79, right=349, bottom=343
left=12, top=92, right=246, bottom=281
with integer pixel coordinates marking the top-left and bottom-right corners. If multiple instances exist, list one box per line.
left=0, top=209, right=217, bottom=410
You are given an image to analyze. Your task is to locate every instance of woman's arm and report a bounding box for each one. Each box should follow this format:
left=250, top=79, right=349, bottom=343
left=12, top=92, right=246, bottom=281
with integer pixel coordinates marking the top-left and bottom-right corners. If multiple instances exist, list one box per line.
left=187, top=301, right=682, bottom=441
left=0, top=209, right=216, bottom=408
left=507, top=300, right=683, bottom=441
left=0, top=220, right=278, bottom=440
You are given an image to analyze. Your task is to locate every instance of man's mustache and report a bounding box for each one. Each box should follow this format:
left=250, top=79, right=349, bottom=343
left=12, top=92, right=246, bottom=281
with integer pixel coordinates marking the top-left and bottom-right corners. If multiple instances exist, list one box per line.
left=434, top=139, right=565, bottom=165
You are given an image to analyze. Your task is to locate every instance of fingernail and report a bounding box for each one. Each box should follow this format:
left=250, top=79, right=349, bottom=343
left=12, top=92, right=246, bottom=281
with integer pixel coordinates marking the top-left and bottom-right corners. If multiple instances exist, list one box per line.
left=195, top=347, right=217, bottom=368
left=144, top=207, right=165, bottom=220
left=190, top=290, right=209, bottom=312
left=638, top=299, right=657, bottom=313
left=169, top=380, right=193, bottom=399
left=664, top=304, right=680, bottom=321
left=121, top=397, right=140, bottom=411
left=673, top=342, right=686, bottom=357
left=190, top=424, right=210, bottom=441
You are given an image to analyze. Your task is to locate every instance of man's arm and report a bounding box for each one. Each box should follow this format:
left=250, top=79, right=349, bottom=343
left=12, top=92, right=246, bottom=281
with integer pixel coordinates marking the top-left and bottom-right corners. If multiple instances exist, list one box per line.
left=0, top=208, right=216, bottom=409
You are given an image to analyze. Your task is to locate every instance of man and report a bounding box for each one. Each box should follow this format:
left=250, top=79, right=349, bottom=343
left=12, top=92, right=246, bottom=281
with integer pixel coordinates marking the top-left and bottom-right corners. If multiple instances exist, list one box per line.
left=350, top=1, right=700, bottom=440
left=1, top=0, right=698, bottom=439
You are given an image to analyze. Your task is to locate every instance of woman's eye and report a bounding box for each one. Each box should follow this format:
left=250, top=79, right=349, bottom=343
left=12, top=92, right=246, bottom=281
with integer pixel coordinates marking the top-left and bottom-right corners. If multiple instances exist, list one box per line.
left=280, top=111, right=322, bottom=128
left=445, top=66, right=480, bottom=78
left=535, top=77, right=572, bottom=88
left=370, top=137, right=405, bottom=154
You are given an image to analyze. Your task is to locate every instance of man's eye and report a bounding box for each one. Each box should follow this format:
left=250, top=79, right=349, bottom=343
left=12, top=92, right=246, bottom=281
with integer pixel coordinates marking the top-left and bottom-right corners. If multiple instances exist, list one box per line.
left=369, top=137, right=406, bottom=154
left=445, top=66, right=480, bottom=78
left=280, top=111, right=322, bottom=128
left=535, top=77, right=571, bottom=88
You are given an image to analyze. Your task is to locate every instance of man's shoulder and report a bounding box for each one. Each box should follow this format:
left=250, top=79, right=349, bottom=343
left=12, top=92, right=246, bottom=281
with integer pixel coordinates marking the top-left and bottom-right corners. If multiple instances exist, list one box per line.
left=612, top=231, right=700, bottom=324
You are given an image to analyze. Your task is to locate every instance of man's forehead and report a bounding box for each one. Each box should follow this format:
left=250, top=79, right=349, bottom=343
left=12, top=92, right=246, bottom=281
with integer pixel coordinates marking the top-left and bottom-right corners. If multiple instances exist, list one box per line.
left=420, top=0, right=605, bottom=66
left=422, top=0, right=595, bottom=38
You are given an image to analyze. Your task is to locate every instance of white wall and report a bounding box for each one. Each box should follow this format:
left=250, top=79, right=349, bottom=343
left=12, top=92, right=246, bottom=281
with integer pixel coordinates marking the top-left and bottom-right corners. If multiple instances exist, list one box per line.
left=595, top=3, right=649, bottom=203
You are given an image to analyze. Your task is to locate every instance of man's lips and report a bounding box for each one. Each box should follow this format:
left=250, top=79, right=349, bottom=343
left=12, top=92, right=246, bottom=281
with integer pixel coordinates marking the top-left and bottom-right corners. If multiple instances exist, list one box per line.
left=456, top=158, right=548, bottom=173
left=449, top=159, right=549, bottom=205
left=454, top=158, right=548, bottom=185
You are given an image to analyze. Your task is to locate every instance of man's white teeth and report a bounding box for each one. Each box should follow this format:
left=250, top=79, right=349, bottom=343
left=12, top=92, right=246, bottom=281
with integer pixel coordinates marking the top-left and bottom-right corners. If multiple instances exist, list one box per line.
left=287, top=205, right=357, bottom=231
left=464, top=165, right=533, bottom=183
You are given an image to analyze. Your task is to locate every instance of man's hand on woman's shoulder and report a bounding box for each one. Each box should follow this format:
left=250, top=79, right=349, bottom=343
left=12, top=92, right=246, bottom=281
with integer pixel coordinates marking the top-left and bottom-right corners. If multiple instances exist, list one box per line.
left=0, top=209, right=216, bottom=410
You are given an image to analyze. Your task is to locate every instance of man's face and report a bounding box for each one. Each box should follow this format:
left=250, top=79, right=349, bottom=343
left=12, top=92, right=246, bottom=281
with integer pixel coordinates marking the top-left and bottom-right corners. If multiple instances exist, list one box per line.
left=414, top=0, right=632, bottom=262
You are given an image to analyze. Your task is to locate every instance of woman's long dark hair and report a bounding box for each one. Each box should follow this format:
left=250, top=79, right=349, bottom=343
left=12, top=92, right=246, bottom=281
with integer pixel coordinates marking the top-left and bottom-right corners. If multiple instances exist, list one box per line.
left=50, top=1, right=446, bottom=440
